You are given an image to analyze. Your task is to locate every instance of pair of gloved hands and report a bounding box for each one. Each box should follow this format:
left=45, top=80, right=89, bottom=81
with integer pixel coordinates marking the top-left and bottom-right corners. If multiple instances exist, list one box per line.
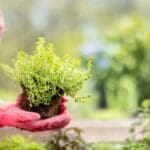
left=0, top=94, right=71, bottom=132
left=0, top=11, right=71, bottom=132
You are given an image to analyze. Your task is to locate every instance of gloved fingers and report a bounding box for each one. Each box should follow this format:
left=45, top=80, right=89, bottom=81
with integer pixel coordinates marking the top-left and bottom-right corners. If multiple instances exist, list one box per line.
left=18, top=112, right=71, bottom=132
left=59, top=104, right=67, bottom=114
left=0, top=107, right=40, bottom=127
left=61, top=96, right=68, bottom=103
left=58, top=96, right=68, bottom=114
left=50, top=113, right=71, bottom=130
left=14, top=94, right=24, bottom=108
left=5, top=94, right=23, bottom=108
left=14, top=108, right=41, bottom=122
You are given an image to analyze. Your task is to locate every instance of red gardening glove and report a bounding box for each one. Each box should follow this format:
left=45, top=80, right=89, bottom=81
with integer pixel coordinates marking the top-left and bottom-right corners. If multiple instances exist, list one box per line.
left=0, top=95, right=71, bottom=132
left=0, top=10, right=4, bottom=41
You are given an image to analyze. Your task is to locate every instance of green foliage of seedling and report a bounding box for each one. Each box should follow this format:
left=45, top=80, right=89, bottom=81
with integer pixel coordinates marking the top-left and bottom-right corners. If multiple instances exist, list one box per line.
left=1, top=37, right=91, bottom=107
left=0, top=134, right=46, bottom=150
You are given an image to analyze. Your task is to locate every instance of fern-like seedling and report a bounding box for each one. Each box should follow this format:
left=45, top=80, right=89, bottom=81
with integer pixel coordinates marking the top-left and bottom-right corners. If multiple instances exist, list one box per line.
left=1, top=37, right=91, bottom=118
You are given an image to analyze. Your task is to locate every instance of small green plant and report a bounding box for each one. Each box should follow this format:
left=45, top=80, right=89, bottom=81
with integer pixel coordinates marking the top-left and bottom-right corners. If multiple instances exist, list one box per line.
left=0, top=134, right=46, bottom=150
left=1, top=37, right=91, bottom=117
left=122, top=141, right=146, bottom=150
left=46, top=127, right=89, bottom=150
left=122, top=138, right=150, bottom=150
left=130, top=99, right=150, bottom=140
left=122, top=99, right=150, bottom=150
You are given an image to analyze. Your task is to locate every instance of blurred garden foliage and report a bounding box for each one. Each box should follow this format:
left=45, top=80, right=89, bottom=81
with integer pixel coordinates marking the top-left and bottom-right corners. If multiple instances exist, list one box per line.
left=0, top=0, right=150, bottom=117
left=82, top=17, right=150, bottom=114
left=0, top=135, right=46, bottom=150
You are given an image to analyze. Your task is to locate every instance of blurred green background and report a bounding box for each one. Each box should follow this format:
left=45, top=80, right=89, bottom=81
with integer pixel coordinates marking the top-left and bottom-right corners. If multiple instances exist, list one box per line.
left=0, top=0, right=150, bottom=120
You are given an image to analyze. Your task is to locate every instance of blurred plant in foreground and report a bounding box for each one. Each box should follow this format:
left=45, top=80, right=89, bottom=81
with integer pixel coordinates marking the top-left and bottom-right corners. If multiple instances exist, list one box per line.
left=46, top=127, right=89, bottom=150
left=122, top=99, right=150, bottom=150
left=130, top=99, right=150, bottom=140
left=81, top=17, right=150, bottom=113
left=0, top=134, right=46, bottom=150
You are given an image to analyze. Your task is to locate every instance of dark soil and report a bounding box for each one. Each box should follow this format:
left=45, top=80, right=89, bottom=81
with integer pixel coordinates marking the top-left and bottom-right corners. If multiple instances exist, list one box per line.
left=21, top=85, right=64, bottom=118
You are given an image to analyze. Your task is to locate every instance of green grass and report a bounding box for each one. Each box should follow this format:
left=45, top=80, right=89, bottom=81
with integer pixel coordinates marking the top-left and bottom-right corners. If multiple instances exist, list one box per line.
left=91, top=142, right=123, bottom=150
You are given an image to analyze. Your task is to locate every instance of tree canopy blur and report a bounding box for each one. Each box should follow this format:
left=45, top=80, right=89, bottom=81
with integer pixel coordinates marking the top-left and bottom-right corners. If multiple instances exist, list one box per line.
left=82, top=17, right=150, bottom=112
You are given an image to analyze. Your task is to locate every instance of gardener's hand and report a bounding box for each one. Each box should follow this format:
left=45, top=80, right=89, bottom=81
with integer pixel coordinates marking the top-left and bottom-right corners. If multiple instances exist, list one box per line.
left=0, top=95, right=71, bottom=132
left=0, top=95, right=40, bottom=128
left=0, top=10, right=4, bottom=41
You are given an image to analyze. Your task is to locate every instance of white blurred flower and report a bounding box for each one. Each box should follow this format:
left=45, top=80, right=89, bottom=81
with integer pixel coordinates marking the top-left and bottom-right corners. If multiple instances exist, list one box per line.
left=80, top=42, right=105, bottom=56
left=97, top=57, right=111, bottom=69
